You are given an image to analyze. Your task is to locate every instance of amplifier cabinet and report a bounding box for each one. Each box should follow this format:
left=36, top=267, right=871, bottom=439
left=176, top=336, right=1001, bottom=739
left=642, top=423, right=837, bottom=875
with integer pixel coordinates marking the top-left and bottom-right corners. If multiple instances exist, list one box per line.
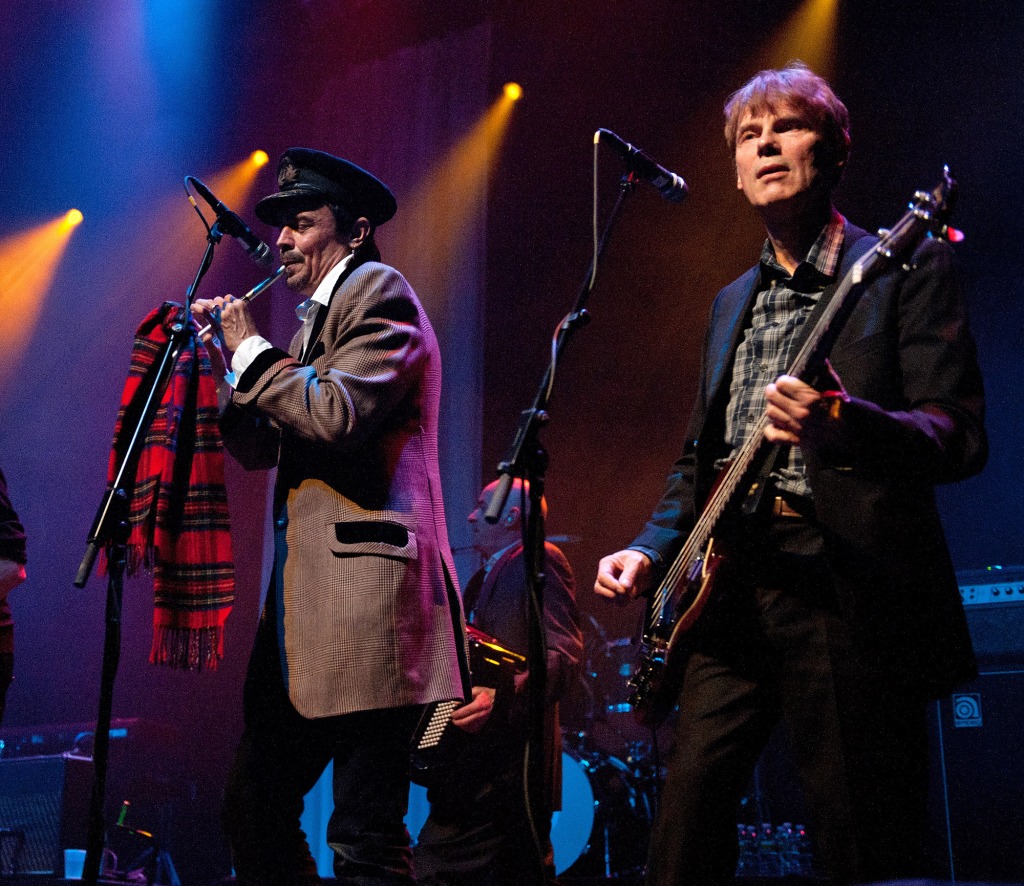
left=926, top=667, right=1024, bottom=881
left=958, top=565, right=1024, bottom=664
left=0, top=754, right=92, bottom=875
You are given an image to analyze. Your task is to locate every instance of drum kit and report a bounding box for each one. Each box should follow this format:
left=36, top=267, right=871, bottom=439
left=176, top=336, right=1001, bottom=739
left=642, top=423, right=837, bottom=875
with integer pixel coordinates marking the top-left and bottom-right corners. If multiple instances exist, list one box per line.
left=554, top=618, right=820, bottom=880
left=551, top=619, right=673, bottom=882
left=552, top=741, right=658, bottom=882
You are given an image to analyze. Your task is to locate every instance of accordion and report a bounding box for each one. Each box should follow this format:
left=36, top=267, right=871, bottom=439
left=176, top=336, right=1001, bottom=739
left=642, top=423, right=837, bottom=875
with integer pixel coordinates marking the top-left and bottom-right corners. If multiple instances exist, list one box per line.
left=410, top=624, right=526, bottom=781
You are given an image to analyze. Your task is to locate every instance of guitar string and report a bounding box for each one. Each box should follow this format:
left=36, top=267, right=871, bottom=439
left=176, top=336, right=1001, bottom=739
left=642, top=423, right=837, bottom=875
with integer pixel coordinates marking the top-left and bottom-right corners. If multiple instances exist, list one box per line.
left=646, top=203, right=933, bottom=626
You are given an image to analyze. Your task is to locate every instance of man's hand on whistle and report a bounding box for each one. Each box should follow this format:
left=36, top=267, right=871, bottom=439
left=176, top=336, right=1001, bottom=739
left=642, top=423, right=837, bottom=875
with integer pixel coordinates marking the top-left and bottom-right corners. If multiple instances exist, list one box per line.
left=191, top=295, right=261, bottom=377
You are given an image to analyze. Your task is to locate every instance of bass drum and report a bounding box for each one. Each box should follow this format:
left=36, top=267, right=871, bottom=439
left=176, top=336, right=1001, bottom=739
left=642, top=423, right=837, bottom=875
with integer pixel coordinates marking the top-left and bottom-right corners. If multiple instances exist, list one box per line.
left=552, top=749, right=653, bottom=879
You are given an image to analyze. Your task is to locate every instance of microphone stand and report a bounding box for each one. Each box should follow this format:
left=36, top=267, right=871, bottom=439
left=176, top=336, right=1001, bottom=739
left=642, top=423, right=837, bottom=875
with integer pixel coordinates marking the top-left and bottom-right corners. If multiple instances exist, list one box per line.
left=485, top=172, right=639, bottom=883
left=72, top=223, right=224, bottom=886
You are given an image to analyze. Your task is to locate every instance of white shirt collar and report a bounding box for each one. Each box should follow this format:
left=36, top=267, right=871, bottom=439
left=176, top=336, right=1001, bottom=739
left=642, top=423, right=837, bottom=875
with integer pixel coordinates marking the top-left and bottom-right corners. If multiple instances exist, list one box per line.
left=312, top=251, right=355, bottom=306
left=295, top=252, right=356, bottom=321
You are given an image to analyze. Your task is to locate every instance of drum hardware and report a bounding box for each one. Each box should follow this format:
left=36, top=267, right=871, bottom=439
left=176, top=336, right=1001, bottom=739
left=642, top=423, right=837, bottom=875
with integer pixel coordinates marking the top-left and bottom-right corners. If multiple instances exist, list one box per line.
left=580, top=615, right=678, bottom=754
left=555, top=616, right=675, bottom=878
left=553, top=745, right=654, bottom=880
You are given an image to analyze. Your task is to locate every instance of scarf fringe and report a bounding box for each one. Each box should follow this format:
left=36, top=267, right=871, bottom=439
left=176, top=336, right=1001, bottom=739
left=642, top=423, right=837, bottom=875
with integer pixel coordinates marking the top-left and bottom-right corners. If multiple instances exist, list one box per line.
left=97, top=542, right=155, bottom=578
left=150, top=625, right=224, bottom=671
left=126, top=543, right=154, bottom=577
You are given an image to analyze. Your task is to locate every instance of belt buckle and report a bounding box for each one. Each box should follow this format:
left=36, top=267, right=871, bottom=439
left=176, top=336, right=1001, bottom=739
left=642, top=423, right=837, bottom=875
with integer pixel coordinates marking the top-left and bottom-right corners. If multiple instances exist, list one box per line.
left=772, top=496, right=800, bottom=519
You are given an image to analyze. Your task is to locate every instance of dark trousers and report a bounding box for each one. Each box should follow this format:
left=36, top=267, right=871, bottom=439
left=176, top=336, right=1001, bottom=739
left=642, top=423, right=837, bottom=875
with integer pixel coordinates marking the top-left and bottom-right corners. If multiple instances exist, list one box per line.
left=646, top=521, right=929, bottom=886
left=413, top=764, right=556, bottom=886
left=223, top=611, right=421, bottom=886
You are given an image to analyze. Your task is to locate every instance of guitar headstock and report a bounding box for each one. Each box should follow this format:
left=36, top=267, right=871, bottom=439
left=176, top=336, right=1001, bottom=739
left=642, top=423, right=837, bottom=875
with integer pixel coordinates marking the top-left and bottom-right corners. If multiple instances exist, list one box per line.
left=854, top=167, right=963, bottom=284
left=914, top=165, right=962, bottom=243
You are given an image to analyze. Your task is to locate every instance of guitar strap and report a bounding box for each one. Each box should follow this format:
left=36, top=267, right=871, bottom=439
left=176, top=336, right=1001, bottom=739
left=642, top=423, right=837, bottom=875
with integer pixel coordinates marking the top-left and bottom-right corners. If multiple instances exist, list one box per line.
left=742, top=228, right=877, bottom=517
left=786, top=227, right=876, bottom=372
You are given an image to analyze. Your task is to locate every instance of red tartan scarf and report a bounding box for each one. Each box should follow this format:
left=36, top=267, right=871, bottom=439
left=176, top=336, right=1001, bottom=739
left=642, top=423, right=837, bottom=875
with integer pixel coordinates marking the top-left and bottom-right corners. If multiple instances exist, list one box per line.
left=103, top=302, right=234, bottom=670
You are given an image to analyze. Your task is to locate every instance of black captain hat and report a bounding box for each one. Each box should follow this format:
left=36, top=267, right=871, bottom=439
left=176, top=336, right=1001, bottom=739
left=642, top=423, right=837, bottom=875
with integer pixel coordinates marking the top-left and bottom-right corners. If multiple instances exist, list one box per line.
left=254, top=147, right=397, bottom=227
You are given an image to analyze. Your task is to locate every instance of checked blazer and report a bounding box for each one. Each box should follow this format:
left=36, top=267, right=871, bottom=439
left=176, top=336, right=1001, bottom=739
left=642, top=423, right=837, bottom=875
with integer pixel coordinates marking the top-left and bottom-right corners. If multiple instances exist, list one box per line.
left=221, top=259, right=468, bottom=719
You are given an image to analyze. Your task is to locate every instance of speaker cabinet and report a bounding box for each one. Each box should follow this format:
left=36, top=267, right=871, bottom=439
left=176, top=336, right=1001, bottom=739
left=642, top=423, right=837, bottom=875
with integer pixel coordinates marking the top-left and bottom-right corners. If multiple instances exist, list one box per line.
left=926, top=667, right=1024, bottom=881
left=0, top=754, right=92, bottom=875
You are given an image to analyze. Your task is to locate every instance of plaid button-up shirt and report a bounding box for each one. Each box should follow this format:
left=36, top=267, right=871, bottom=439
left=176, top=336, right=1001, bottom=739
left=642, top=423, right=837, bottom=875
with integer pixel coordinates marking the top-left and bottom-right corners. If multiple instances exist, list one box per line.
left=722, top=211, right=846, bottom=501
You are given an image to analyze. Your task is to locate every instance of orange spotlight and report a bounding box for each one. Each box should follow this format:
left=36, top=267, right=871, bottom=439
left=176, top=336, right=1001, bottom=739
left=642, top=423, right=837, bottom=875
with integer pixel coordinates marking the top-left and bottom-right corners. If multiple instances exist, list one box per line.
left=204, top=154, right=270, bottom=211
left=401, top=89, right=519, bottom=305
left=754, top=0, right=840, bottom=77
left=78, top=154, right=276, bottom=374
left=503, top=82, right=523, bottom=102
left=0, top=213, right=82, bottom=393
left=62, top=208, right=84, bottom=229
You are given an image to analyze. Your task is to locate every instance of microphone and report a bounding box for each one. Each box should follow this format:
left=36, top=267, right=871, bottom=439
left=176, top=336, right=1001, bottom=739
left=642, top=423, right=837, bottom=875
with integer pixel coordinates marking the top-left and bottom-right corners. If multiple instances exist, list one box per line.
left=595, top=129, right=688, bottom=203
left=187, top=176, right=273, bottom=266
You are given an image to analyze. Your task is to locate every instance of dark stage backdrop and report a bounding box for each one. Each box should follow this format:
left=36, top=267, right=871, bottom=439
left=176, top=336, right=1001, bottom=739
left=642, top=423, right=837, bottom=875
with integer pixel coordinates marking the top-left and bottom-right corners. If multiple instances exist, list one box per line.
left=0, top=0, right=1022, bottom=881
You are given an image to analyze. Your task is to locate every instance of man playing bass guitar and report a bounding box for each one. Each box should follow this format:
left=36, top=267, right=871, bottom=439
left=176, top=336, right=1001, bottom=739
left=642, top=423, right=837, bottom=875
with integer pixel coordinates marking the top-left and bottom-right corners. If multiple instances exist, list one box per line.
left=594, top=63, right=986, bottom=884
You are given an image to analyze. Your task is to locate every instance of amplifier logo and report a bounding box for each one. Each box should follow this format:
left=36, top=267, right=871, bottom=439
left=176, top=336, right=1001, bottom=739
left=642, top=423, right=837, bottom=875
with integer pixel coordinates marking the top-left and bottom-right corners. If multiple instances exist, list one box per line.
left=951, top=693, right=982, bottom=727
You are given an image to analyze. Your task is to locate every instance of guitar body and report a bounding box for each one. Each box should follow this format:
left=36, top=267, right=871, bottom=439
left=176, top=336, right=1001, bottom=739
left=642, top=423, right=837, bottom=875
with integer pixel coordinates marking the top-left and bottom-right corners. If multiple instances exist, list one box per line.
left=628, top=543, right=724, bottom=727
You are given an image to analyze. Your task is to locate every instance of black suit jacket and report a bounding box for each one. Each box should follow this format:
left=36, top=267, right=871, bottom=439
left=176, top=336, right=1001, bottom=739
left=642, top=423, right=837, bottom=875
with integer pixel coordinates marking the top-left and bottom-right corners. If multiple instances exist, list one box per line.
left=632, top=220, right=987, bottom=698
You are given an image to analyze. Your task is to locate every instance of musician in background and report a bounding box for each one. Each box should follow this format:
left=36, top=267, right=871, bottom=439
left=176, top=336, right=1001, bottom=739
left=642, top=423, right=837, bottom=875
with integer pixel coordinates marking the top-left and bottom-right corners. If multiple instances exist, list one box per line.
left=595, top=63, right=986, bottom=884
left=192, top=148, right=469, bottom=885
left=0, top=466, right=27, bottom=726
left=414, top=479, right=582, bottom=886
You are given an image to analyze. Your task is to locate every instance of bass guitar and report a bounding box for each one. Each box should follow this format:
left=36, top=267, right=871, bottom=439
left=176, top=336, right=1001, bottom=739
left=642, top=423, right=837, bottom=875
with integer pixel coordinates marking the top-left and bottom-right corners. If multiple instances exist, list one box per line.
left=627, top=169, right=961, bottom=727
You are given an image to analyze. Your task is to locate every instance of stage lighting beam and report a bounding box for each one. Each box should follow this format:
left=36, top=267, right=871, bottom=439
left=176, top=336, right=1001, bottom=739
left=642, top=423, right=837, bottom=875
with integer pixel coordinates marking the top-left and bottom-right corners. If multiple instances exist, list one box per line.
left=401, top=86, right=521, bottom=303
left=0, top=212, right=83, bottom=394
left=756, top=0, right=840, bottom=77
